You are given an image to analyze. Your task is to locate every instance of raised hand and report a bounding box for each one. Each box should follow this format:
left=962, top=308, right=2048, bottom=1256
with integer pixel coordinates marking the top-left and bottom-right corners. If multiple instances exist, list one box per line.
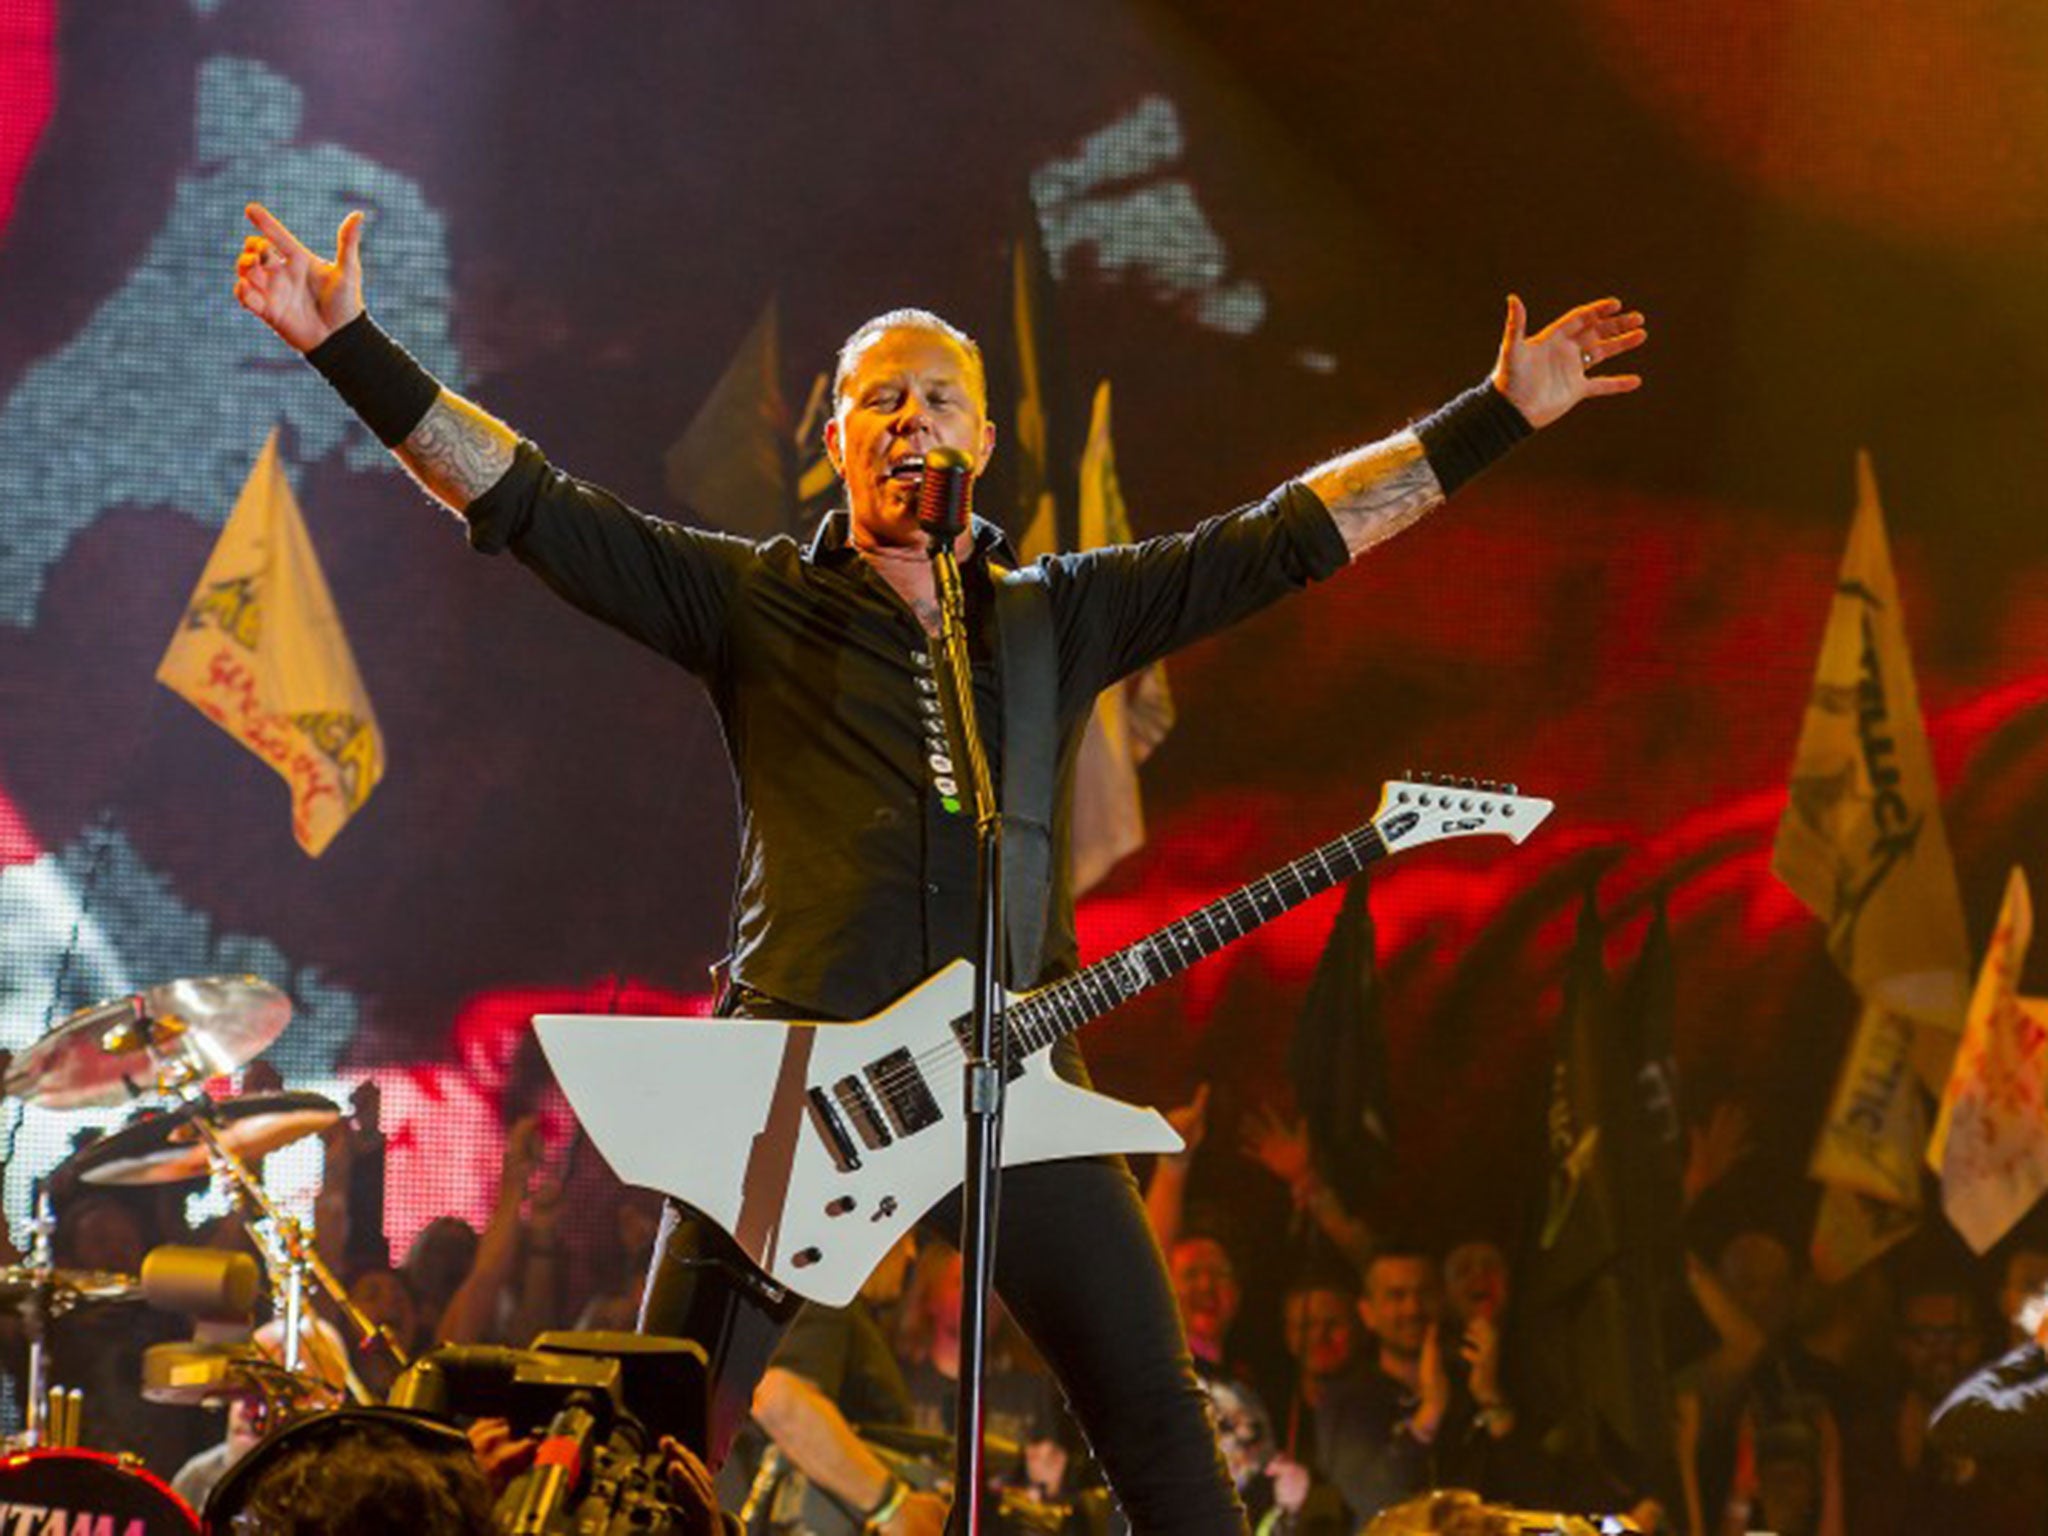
left=1490, top=294, right=1647, bottom=429
left=1164, top=1082, right=1211, bottom=1156
left=1685, top=1099, right=1753, bottom=1206
left=1415, top=1323, right=1452, bottom=1441
left=233, top=201, right=365, bottom=353
left=1239, top=1103, right=1312, bottom=1189
left=1461, top=1312, right=1502, bottom=1408
left=499, top=1115, right=546, bottom=1207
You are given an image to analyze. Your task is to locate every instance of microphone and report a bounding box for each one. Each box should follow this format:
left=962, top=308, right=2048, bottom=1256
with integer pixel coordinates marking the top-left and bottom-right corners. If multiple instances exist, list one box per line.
left=916, top=445, right=974, bottom=551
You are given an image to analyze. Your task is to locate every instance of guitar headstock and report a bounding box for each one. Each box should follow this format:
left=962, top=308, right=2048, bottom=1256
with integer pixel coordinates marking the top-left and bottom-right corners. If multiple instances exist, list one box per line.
left=1372, top=773, right=1554, bottom=851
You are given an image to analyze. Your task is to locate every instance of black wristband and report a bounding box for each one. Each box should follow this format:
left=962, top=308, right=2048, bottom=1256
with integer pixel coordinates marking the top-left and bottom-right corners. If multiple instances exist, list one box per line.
left=305, top=313, right=444, bottom=448
left=1413, top=381, right=1533, bottom=499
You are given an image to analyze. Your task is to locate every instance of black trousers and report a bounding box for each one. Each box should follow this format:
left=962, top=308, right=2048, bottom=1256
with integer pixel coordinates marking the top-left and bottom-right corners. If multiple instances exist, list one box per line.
left=639, top=1154, right=1247, bottom=1534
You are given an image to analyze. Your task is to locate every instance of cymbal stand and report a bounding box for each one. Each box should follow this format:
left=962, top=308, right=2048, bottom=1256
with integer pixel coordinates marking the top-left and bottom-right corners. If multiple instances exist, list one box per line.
left=18, top=1188, right=75, bottom=1449
left=131, top=1028, right=410, bottom=1399
left=183, top=1107, right=408, bottom=1400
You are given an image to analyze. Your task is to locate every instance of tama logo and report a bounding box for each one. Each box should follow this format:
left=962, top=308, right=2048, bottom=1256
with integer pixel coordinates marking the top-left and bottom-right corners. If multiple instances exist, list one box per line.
left=0, top=1507, right=146, bottom=1536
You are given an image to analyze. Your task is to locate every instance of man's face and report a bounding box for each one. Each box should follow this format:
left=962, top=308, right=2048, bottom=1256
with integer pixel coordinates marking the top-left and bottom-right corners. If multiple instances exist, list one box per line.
left=1898, top=1291, right=1985, bottom=1402
left=1284, top=1287, right=1359, bottom=1379
left=1360, top=1255, right=1440, bottom=1362
left=825, top=327, right=993, bottom=550
left=1170, top=1238, right=1241, bottom=1348
left=1444, top=1240, right=1510, bottom=1325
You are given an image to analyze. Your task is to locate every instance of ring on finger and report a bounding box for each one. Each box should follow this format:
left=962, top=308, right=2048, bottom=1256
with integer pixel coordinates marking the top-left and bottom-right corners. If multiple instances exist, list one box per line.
left=1580, top=349, right=1594, bottom=369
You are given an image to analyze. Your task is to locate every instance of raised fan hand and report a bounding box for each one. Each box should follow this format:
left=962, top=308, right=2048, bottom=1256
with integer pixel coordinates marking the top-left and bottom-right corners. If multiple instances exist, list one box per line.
left=1491, top=294, right=1647, bottom=429
left=233, top=201, right=365, bottom=353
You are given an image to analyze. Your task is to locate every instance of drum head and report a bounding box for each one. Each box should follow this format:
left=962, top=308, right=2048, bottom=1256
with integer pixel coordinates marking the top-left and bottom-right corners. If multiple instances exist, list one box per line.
left=0, top=1449, right=199, bottom=1533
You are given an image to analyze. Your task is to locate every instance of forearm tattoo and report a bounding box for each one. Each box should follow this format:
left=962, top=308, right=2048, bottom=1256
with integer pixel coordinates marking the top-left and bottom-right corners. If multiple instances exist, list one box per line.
left=1303, top=430, right=1445, bottom=560
left=396, top=391, right=518, bottom=512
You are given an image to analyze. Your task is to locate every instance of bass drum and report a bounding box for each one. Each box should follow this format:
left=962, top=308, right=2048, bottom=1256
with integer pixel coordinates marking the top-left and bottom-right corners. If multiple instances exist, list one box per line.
left=0, top=1449, right=199, bottom=1533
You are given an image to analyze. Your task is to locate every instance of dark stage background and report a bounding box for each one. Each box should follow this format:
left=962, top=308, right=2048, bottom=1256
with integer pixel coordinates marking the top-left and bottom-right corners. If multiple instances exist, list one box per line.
left=3, top=0, right=2046, bottom=1294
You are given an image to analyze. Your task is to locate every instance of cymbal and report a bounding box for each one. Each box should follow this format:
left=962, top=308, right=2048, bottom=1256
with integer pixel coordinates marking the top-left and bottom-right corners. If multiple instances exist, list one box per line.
left=0, top=1265, right=139, bottom=1310
left=70, top=1091, right=340, bottom=1186
left=139, top=1342, right=312, bottom=1409
left=6, top=977, right=292, bottom=1109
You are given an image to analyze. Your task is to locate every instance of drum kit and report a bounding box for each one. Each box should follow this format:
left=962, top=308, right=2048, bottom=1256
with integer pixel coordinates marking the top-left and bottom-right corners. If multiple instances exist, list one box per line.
left=0, top=975, right=404, bottom=1529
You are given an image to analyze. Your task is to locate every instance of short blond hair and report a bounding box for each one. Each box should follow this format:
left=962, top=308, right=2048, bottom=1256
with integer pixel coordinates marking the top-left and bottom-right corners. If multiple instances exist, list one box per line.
left=833, top=308, right=986, bottom=407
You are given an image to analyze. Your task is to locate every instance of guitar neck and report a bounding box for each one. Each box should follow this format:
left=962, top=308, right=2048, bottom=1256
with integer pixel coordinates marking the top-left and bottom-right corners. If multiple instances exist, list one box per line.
left=1007, top=821, right=1389, bottom=1056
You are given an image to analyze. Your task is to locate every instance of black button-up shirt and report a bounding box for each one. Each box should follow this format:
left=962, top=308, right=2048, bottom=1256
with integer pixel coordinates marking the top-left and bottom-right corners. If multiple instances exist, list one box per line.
left=465, top=440, right=1348, bottom=1023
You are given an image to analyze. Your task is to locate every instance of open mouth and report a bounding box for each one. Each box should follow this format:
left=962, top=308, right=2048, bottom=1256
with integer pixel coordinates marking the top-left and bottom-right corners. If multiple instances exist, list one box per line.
left=886, top=455, right=926, bottom=484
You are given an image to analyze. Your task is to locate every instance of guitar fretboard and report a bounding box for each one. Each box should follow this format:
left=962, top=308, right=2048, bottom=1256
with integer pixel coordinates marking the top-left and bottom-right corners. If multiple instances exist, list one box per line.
left=1006, top=820, right=1390, bottom=1056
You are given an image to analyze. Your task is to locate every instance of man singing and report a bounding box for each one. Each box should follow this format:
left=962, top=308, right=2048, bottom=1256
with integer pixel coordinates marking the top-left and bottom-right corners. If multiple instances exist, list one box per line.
left=232, top=201, right=1644, bottom=1534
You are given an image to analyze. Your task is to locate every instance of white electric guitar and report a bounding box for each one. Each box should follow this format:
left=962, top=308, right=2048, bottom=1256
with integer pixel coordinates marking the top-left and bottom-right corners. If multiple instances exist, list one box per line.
left=536, top=776, right=1552, bottom=1306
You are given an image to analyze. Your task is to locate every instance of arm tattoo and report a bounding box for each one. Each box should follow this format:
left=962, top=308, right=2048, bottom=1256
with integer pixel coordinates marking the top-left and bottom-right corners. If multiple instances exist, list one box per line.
left=395, top=391, right=518, bottom=512
left=1303, top=430, right=1446, bottom=560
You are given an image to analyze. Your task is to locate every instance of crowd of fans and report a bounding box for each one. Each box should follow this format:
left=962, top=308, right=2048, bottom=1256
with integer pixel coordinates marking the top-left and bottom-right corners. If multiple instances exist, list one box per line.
left=10, top=1062, right=2048, bottom=1536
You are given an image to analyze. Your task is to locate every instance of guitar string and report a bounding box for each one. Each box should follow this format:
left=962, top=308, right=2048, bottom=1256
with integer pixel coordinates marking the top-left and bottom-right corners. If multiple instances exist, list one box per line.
left=850, top=826, right=1390, bottom=1105
left=858, top=828, right=1382, bottom=1099
left=863, top=856, right=1347, bottom=1093
left=850, top=794, right=1509, bottom=1103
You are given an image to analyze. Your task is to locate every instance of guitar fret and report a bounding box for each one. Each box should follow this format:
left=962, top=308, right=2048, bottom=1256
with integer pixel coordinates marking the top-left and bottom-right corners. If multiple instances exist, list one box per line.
left=1012, top=802, right=1496, bottom=1054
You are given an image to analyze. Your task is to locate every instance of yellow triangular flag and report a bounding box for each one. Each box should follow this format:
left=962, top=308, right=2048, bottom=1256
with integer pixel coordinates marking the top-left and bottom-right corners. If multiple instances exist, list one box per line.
left=1811, top=1002, right=1927, bottom=1208
left=1772, top=452, right=1970, bottom=1090
left=156, top=431, right=384, bottom=856
left=1070, top=381, right=1175, bottom=894
left=1929, top=868, right=2048, bottom=1251
left=1811, top=1180, right=1921, bottom=1285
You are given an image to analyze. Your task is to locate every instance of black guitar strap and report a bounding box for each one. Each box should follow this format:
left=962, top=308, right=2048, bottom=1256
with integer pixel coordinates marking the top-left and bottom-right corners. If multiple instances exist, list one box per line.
left=993, top=564, right=1057, bottom=990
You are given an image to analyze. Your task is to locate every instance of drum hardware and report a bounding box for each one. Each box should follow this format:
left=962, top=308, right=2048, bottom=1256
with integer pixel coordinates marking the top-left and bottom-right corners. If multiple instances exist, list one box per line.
left=165, top=1096, right=405, bottom=1395
left=11, top=1189, right=129, bottom=1452
left=9, top=976, right=408, bottom=1411
left=43, top=1386, right=82, bottom=1449
left=139, top=1340, right=335, bottom=1417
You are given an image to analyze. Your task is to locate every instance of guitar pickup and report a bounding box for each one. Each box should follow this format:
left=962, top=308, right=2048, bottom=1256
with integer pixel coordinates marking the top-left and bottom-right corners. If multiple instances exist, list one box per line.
left=866, top=1048, right=942, bottom=1135
left=805, top=1087, right=862, bottom=1172
left=833, top=1075, right=895, bottom=1151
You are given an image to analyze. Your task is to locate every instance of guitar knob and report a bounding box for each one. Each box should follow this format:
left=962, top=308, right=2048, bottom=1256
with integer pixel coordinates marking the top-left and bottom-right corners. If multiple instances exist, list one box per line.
left=793, top=1247, right=821, bottom=1268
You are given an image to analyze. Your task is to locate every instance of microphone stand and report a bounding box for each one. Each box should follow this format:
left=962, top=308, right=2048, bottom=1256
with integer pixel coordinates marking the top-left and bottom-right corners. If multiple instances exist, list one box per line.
left=925, top=511, right=1007, bottom=1536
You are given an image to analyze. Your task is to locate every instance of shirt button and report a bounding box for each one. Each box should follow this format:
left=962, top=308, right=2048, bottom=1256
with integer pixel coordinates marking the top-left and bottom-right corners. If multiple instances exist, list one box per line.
left=926, top=883, right=941, bottom=896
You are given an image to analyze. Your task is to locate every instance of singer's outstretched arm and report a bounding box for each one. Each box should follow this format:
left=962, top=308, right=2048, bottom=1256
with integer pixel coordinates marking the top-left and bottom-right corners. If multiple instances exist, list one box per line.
left=1304, top=294, right=1645, bottom=560
left=233, top=201, right=516, bottom=512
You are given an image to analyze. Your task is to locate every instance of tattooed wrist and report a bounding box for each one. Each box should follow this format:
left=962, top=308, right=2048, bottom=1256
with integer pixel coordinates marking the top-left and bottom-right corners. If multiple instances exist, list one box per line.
left=397, top=393, right=517, bottom=511
left=1304, top=431, right=1446, bottom=559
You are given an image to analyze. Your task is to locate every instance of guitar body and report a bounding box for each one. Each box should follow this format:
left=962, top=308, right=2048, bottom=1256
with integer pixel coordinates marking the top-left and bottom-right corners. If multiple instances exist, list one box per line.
left=535, top=960, right=1181, bottom=1308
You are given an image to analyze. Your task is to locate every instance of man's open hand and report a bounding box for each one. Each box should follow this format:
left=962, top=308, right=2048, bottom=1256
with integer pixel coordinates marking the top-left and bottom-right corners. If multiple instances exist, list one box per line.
left=1491, top=294, right=1646, bottom=429
left=233, top=201, right=365, bottom=353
